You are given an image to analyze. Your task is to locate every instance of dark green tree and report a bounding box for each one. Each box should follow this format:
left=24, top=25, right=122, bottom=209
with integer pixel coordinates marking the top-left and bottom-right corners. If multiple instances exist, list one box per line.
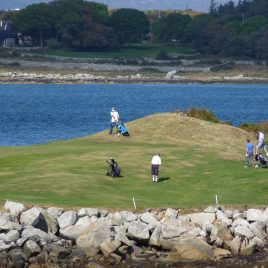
left=151, top=13, right=192, bottom=42
left=12, top=3, right=53, bottom=47
left=109, top=8, right=150, bottom=44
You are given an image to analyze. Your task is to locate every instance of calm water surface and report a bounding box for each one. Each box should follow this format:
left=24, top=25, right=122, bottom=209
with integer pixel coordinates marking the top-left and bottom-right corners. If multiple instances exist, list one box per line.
left=0, top=83, right=267, bottom=146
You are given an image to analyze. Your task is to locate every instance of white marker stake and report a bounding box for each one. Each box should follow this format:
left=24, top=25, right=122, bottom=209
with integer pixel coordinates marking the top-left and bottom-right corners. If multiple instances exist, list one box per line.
left=132, top=197, right=137, bottom=210
left=215, top=194, right=219, bottom=205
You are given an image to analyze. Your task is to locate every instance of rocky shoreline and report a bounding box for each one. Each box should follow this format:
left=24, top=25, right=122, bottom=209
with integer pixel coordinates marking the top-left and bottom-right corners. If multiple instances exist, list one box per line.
left=1, top=200, right=267, bottom=267
left=0, top=70, right=268, bottom=84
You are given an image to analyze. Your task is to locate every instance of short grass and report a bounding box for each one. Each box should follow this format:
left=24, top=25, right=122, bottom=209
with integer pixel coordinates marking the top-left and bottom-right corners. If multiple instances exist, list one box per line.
left=0, top=113, right=267, bottom=210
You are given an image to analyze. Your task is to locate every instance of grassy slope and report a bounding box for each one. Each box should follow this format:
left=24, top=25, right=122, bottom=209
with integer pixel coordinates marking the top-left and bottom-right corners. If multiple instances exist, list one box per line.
left=0, top=113, right=266, bottom=209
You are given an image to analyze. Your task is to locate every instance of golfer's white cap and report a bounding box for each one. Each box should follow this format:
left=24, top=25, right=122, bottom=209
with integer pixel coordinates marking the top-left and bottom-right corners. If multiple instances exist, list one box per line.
left=112, top=107, right=115, bottom=111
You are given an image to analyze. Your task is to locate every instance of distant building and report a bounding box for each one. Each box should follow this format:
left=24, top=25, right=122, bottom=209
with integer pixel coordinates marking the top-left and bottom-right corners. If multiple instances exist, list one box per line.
left=0, top=20, right=16, bottom=47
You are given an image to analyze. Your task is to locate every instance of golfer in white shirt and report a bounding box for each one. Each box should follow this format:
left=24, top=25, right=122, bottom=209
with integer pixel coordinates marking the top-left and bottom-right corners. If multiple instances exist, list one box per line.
left=151, top=153, right=161, bottom=183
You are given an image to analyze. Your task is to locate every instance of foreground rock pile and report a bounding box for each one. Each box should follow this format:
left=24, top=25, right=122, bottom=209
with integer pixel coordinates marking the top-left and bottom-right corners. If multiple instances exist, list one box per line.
left=0, top=201, right=267, bottom=267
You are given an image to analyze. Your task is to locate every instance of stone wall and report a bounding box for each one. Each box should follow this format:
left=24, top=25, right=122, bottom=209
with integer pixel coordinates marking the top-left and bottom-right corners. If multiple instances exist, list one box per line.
left=0, top=200, right=267, bottom=267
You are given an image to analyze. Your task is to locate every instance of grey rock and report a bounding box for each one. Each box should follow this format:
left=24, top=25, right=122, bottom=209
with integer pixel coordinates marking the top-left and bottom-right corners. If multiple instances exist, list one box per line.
left=0, top=241, right=15, bottom=252
left=249, top=221, right=267, bottom=240
left=21, top=226, right=52, bottom=243
left=259, top=207, right=268, bottom=225
left=20, top=207, right=48, bottom=232
left=234, top=226, right=254, bottom=239
left=216, top=210, right=232, bottom=225
left=16, top=237, right=28, bottom=247
left=60, top=224, right=89, bottom=241
left=75, top=216, right=92, bottom=226
left=164, top=208, right=179, bottom=218
left=0, top=217, right=21, bottom=231
left=161, top=217, right=192, bottom=239
left=100, top=238, right=121, bottom=256
left=106, top=212, right=124, bottom=226
left=127, top=221, right=150, bottom=242
left=57, top=211, right=77, bottom=229
left=188, top=213, right=215, bottom=226
left=78, top=208, right=99, bottom=217
left=23, top=240, right=41, bottom=257
left=4, top=200, right=26, bottom=216
left=252, top=236, right=266, bottom=247
left=169, top=238, right=214, bottom=261
left=233, top=212, right=245, bottom=220
left=227, top=237, right=256, bottom=255
left=47, top=207, right=64, bottom=219
left=224, top=210, right=233, bottom=219
left=149, top=226, right=162, bottom=247
left=139, top=212, right=161, bottom=230
left=114, top=232, right=133, bottom=247
left=120, top=211, right=137, bottom=222
left=76, top=218, right=111, bottom=257
left=4, top=230, right=20, bottom=243
left=247, top=209, right=262, bottom=222
left=232, top=218, right=250, bottom=228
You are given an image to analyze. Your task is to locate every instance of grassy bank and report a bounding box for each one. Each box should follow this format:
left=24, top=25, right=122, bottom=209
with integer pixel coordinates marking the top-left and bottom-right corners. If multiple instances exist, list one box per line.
left=0, top=113, right=266, bottom=209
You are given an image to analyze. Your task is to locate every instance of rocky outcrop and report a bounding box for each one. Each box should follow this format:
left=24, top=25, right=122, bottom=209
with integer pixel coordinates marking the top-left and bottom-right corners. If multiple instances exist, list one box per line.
left=0, top=200, right=267, bottom=266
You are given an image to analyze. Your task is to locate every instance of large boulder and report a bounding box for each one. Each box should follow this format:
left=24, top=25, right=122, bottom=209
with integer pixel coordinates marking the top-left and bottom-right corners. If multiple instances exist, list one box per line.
left=57, top=211, right=77, bottom=229
left=234, top=226, right=254, bottom=239
left=249, top=221, right=267, bottom=240
left=216, top=210, right=232, bottom=226
left=227, top=237, right=256, bottom=256
left=246, top=209, right=262, bottom=222
left=21, top=226, right=52, bottom=243
left=139, top=212, right=161, bottom=231
left=60, top=225, right=89, bottom=241
left=20, top=207, right=48, bottom=232
left=126, top=221, right=150, bottom=243
left=161, top=217, right=192, bottom=239
left=169, top=238, right=214, bottom=261
left=76, top=218, right=111, bottom=257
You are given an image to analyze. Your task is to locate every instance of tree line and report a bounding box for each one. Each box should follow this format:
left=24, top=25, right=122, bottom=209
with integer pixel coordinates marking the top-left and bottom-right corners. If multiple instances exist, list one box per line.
left=1, top=0, right=268, bottom=59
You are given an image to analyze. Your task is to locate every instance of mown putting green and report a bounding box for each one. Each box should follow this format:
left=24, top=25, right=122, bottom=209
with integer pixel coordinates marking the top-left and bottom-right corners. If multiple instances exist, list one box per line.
left=0, top=113, right=267, bottom=209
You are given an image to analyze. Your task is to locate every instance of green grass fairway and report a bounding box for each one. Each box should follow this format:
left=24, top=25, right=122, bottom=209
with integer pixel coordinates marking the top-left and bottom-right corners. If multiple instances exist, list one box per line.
left=0, top=113, right=267, bottom=209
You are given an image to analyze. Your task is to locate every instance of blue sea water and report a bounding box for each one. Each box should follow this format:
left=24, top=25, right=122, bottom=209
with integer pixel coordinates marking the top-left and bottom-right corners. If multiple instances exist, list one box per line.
left=0, top=83, right=267, bottom=146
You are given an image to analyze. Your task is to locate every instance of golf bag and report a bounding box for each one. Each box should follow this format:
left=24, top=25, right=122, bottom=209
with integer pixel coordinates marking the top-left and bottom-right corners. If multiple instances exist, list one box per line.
left=118, top=122, right=129, bottom=136
left=106, top=159, right=121, bottom=177
left=255, top=153, right=268, bottom=167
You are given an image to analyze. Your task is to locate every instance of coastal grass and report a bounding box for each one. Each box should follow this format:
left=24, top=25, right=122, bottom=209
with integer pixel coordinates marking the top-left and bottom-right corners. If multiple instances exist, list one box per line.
left=0, top=113, right=267, bottom=210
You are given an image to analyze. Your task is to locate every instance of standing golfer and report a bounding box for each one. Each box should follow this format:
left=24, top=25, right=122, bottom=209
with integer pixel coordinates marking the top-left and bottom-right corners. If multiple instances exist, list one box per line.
left=256, top=130, right=268, bottom=156
left=151, top=153, right=161, bottom=183
left=109, top=107, right=120, bottom=135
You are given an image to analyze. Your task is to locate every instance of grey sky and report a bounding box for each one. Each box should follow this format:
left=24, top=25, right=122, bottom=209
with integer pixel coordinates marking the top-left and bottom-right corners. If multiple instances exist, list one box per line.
left=1, top=0, right=239, bottom=12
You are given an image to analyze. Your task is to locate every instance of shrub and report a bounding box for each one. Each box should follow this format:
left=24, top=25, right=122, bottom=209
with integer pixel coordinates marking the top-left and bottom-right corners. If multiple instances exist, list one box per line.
left=185, top=108, right=220, bottom=123
left=240, top=121, right=268, bottom=135
left=155, top=50, right=171, bottom=60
